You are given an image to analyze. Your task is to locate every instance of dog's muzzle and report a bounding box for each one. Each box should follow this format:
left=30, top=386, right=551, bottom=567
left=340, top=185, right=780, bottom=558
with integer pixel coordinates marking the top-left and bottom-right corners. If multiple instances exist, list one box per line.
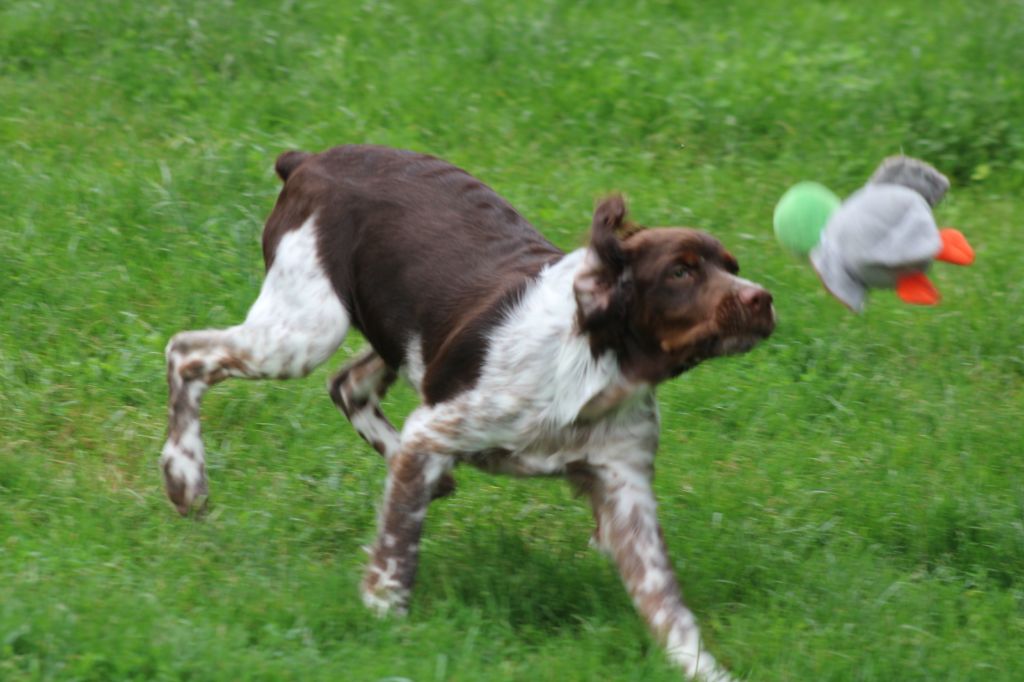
left=713, top=285, right=776, bottom=355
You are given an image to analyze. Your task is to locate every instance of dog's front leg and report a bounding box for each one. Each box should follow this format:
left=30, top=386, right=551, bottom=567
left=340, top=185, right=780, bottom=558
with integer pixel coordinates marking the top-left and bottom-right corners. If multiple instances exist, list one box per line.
left=589, top=461, right=734, bottom=682
left=362, top=443, right=451, bottom=616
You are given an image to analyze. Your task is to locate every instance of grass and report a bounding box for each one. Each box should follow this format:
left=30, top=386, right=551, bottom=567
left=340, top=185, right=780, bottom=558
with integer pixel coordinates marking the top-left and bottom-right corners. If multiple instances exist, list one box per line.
left=2, top=0, right=1023, bottom=679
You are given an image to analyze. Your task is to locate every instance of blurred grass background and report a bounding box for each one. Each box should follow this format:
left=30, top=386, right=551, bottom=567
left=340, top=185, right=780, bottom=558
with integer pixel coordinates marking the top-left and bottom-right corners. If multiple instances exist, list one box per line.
left=2, top=0, right=1023, bottom=679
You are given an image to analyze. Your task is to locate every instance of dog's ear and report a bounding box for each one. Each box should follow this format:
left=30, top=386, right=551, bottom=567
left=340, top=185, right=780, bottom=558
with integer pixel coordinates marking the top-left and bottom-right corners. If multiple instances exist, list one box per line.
left=574, top=195, right=632, bottom=324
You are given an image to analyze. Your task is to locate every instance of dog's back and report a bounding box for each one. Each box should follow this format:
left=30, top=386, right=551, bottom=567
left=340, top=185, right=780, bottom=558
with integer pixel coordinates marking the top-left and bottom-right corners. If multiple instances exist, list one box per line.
left=265, top=145, right=563, bottom=401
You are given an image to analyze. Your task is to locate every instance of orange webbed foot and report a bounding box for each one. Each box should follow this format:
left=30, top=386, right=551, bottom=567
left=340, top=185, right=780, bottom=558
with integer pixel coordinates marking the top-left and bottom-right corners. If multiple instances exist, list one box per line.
left=897, top=272, right=940, bottom=306
left=936, top=228, right=975, bottom=265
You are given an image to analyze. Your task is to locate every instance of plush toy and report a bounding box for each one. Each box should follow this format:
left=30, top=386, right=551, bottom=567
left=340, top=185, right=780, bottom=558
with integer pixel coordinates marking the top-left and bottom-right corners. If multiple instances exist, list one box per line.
left=773, top=156, right=974, bottom=312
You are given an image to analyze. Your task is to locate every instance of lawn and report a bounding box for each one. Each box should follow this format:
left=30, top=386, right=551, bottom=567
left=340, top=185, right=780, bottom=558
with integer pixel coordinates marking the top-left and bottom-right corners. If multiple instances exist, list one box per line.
left=2, top=0, right=1023, bottom=680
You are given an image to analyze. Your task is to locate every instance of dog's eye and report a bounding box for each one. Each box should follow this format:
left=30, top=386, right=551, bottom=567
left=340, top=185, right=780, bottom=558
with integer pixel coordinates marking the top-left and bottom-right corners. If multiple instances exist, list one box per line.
left=671, top=264, right=694, bottom=279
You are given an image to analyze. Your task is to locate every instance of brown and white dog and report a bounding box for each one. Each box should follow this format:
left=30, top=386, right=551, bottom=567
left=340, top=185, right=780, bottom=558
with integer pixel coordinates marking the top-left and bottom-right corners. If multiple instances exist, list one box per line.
left=161, top=145, right=775, bottom=681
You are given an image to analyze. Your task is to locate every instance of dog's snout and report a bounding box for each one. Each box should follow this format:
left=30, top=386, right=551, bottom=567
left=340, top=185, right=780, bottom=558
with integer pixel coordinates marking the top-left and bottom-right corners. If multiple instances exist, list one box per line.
left=738, top=286, right=773, bottom=312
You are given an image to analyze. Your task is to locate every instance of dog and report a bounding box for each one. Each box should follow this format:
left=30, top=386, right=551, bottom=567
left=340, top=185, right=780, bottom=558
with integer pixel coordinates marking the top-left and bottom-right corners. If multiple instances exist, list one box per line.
left=161, top=145, right=775, bottom=680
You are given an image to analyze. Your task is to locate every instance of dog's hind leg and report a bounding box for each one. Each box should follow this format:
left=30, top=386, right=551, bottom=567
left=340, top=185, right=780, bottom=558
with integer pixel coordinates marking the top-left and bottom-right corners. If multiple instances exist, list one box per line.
left=161, top=218, right=349, bottom=514
left=328, top=351, right=456, bottom=499
left=328, top=350, right=400, bottom=458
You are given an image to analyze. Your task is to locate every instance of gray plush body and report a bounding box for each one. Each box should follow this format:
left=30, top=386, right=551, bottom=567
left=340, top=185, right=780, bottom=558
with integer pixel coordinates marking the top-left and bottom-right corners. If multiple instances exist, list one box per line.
left=809, top=156, right=950, bottom=311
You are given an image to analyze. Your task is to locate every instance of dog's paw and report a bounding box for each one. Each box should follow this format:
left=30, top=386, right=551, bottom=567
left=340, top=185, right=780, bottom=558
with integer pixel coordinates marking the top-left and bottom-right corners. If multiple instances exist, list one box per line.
left=362, top=558, right=412, bottom=617
left=360, top=581, right=410, bottom=618
left=160, top=441, right=208, bottom=515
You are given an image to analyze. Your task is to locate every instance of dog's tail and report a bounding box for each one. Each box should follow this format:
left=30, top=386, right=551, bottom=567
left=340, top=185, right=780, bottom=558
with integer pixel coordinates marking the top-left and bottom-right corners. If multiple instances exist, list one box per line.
left=275, top=150, right=311, bottom=182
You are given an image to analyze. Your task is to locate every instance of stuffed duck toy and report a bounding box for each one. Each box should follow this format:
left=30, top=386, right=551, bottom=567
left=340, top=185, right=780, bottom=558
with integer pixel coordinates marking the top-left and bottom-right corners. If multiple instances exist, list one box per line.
left=773, top=156, right=974, bottom=312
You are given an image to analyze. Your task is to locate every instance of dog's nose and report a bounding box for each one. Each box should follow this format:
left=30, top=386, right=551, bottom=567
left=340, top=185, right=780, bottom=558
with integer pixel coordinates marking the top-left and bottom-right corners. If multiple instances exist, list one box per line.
left=738, top=286, right=773, bottom=313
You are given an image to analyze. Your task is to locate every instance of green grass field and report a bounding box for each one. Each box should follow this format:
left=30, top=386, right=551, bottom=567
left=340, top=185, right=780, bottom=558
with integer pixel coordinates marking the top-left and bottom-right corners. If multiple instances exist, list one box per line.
left=2, top=1, right=1023, bottom=679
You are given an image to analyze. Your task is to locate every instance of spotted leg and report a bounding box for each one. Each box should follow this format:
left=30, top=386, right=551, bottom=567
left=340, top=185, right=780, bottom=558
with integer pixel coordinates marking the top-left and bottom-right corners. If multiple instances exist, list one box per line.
left=586, top=461, right=734, bottom=682
left=328, top=349, right=456, bottom=499
left=361, top=444, right=452, bottom=615
left=161, top=220, right=350, bottom=514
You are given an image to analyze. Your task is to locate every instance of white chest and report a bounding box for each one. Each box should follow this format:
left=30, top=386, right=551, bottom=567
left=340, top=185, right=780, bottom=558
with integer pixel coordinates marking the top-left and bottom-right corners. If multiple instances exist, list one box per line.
left=401, top=250, right=660, bottom=475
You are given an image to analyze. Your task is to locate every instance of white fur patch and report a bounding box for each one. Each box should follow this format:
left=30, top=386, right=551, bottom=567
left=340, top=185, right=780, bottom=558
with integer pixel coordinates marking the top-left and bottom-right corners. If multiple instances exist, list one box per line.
left=400, top=335, right=426, bottom=395
left=350, top=408, right=401, bottom=458
left=240, top=216, right=350, bottom=377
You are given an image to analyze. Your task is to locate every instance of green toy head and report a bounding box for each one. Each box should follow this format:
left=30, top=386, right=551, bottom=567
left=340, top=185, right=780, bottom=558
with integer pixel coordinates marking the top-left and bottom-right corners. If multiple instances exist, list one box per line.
left=773, top=181, right=841, bottom=256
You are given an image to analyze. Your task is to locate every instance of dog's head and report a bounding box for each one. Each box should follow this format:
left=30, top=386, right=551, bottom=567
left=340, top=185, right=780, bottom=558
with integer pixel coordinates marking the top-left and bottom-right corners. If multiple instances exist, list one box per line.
left=574, top=195, right=775, bottom=382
